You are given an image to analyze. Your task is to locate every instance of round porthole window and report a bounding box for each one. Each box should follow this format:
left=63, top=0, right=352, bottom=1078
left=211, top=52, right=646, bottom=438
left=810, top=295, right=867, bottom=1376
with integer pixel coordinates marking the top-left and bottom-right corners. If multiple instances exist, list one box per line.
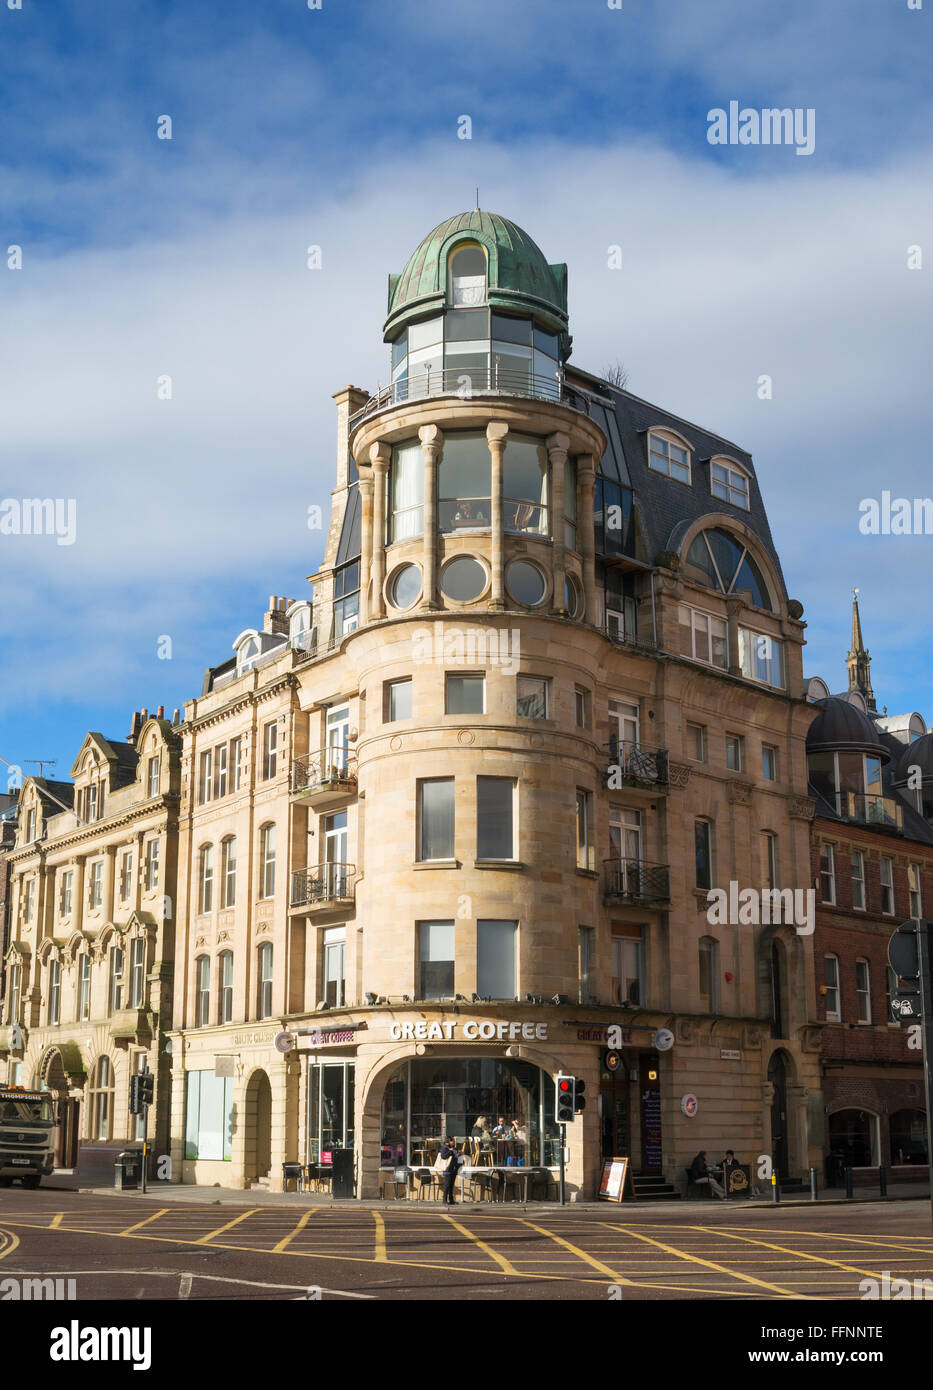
left=390, top=563, right=422, bottom=610
left=506, top=559, right=546, bottom=607
left=440, top=555, right=487, bottom=602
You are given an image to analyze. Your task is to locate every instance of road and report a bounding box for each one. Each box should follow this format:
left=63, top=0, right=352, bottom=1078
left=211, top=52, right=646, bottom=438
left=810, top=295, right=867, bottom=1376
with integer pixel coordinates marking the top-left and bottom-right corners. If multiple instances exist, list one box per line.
left=1, top=1187, right=933, bottom=1301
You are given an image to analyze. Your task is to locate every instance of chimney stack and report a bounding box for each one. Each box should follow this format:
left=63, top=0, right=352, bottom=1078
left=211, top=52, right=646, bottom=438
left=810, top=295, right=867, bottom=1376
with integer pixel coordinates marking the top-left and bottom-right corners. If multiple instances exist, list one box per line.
left=127, top=710, right=142, bottom=743
left=264, top=595, right=289, bottom=636
left=157, top=704, right=164, bottom=719
left=172, top=709, right=180, bottom=726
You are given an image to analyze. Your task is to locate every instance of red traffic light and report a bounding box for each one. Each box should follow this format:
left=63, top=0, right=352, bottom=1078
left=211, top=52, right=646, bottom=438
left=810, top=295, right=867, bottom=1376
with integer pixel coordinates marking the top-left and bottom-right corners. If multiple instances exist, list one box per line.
left=558, top=1079, right=572, bottom=1093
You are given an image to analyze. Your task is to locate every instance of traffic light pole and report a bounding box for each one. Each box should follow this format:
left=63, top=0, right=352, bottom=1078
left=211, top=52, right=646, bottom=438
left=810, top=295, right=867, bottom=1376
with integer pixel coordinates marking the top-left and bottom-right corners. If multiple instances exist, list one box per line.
left=141, top=1100, right=148, bottom=1194
left=917, top=921, right=933, bottom=1230
left=559, top=1122, right=566, bottom=1206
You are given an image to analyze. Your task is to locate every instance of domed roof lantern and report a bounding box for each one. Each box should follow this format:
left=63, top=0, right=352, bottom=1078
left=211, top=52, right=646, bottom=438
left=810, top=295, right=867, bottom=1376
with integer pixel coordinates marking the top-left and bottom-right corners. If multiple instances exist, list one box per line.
left=893, top=731, right=933, bottom=787
left=384, top=210, right=570, bottom=353
left=806, top=696, right=891, bottom=761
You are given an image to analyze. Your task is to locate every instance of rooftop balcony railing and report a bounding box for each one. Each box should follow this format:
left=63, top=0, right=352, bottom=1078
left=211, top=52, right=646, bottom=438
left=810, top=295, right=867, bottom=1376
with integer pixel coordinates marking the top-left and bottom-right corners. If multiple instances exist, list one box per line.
left=353, top=365, right=589, bottom=422
left=290, top=862, right=356, bottom=909
left=606, top=740, right=669, bottom=787
left=839, top=792, right=904, bottom=831
left=603, top=857, right=671, bottom=904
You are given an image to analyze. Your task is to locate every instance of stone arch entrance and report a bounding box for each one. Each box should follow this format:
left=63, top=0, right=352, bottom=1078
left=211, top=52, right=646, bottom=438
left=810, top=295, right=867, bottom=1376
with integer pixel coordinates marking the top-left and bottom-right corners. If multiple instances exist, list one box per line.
left=37, top=1046, right=81, bottom=1169
left=243, top=1069, right=272, bottom=1188
left=767, top=1048, right=795, bottom=1180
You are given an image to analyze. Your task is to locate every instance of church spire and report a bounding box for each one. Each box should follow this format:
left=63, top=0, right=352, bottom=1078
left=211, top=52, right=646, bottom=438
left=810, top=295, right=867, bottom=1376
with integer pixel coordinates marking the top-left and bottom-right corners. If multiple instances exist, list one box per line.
left=846, top=587, right=875, bottom=711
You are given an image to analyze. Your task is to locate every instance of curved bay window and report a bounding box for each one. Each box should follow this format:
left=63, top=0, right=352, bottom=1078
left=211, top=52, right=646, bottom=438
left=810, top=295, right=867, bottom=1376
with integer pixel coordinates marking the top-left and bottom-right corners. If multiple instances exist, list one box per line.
left=390, top=441, right=424, bottom=542
left=380, top=1057, right=560, bottom=1174
left=503, top=434, right=548, bottom=535
left=439, top=431, right=490, bottom=531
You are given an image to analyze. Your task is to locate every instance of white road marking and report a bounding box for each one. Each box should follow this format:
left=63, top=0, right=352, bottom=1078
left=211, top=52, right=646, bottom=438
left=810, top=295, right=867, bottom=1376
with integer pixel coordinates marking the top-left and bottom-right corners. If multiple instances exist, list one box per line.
left=4, top=1267, right=375, bottom=1299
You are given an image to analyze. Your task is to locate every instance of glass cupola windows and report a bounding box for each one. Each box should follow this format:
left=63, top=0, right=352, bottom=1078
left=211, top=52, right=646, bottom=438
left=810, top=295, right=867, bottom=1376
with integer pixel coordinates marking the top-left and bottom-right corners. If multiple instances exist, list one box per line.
left=388, top=245, right=562, bottom=405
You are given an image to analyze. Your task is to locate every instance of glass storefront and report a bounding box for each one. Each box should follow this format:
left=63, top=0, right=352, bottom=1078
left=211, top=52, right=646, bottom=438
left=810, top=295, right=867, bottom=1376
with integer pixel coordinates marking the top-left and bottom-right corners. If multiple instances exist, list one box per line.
left=380, top=1057, right=560, bottom=1170
left=307, top=1061, right=355, bottom=1163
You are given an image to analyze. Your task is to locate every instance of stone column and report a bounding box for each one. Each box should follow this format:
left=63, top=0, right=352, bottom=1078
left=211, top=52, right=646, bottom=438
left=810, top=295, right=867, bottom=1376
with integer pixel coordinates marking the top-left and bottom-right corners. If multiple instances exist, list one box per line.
left=487, top=422, right=508, bottom=610
left=73, top=855, right=86, bottom=933
left=419, top=424, right=442, bottom=609
left=358, top=472, right=374, bottom=626
left=101, top=845, right=117, bottom=925
left=369, top=443, right=391, bottom=620
left=547, top=432, right=570, bottom=614
left=577, top=454, right=598, bottom=626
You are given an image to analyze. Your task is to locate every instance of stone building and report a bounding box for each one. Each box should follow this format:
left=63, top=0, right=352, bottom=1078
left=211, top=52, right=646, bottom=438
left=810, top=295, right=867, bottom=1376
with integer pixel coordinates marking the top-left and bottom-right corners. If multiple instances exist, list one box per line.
left=167, top=209, right=824, bottom=1198
left=0, top=713, right=180, bottom=1176
left=807, top=596, right=931, bottom=1179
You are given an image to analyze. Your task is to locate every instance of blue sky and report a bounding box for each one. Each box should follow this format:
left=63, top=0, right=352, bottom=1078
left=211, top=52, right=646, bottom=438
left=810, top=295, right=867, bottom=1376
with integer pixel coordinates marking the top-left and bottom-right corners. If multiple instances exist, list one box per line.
left=1, top=0, right=931, bottom=781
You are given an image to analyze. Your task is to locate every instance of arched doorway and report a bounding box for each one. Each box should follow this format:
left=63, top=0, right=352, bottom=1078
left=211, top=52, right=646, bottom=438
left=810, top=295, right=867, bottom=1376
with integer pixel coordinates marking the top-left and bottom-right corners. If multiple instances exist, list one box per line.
left=768, top=1050, right=790, bottom=1179
left=244, top=1070, right=272, bottom=1187
left=829, top=1109, right=875, bottom=1168
left=38, top=1048, right=80, bottom=1169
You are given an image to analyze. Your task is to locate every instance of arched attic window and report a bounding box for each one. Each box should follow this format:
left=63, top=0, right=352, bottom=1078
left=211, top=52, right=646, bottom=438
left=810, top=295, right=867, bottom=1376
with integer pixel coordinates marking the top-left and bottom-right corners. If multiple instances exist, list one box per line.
left=684, top=527, right=774, bottom=612
left=447, top=242, right=487, bottom=308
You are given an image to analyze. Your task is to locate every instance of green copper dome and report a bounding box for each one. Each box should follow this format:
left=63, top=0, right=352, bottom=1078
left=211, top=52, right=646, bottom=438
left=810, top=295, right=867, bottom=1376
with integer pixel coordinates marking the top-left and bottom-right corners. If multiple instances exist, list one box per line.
left=384, top=210, right=569, bottom=347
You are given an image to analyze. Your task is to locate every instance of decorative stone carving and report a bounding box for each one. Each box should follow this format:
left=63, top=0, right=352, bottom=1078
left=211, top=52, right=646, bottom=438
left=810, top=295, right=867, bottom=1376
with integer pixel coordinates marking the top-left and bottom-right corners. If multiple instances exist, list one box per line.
left=668, top=762, right=690, bottom=788
left=800, top=1025, right=823, bottom=1053
left=256, top=920, right=272, bottom=935
left=790, top=796, right=816, bottom=821
left=728, top=781, right=752, bottom=805
left=743, top=1026, right=762, bottom=1048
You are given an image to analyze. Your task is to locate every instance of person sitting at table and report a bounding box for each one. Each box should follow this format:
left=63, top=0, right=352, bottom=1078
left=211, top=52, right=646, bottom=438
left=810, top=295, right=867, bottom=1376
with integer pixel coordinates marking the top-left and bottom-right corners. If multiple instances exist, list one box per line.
left=510, top=1120, right=527, bottom=1144
left=492, top=1116, right=510, bottom=1137
left=471, top=1116, right=491, bottom=1140
left=688, top=1150, right=725, bottom=1198
left=455, top=500, right=475, bottom=522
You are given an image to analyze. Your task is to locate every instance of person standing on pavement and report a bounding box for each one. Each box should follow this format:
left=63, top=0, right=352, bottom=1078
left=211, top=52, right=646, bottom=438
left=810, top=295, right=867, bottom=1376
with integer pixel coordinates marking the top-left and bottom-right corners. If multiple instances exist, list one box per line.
left=440, top=1137, right=460, bottom=1204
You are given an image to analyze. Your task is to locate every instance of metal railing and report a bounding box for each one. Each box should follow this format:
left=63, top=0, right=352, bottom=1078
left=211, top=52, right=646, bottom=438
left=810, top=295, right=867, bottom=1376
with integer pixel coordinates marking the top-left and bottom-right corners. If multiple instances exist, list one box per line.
left=292, top=748, right=357, bottom=795
left=606, top=740, right=669, bottom=786
left=840, top=792, right=903, bottom=831
left=603, top=858, right=670, bottom=902
left=605, top=623, right=656, bottom=654
left=353, top=365, right=589, bottom=421
left=290, top=862, right=356, bottom=908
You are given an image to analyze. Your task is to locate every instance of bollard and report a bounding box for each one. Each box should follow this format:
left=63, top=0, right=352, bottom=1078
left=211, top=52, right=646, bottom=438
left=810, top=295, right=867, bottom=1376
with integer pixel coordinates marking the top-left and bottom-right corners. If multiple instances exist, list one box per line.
left=809, top=1166, right=817, bottom=1202
left=771, top=1172, right=780, bottom=1204
left=845, top=1166, right=853, bottom=1199
left=879, top=1165, right=887, bottom=1197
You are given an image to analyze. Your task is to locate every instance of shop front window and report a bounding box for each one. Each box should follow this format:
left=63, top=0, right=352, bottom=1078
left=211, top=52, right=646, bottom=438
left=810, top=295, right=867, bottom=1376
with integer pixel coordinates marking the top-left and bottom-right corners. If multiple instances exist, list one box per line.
left=380, top=1057, right=560, bottom=1173
left=307, top=1061, right=355, bottom=1164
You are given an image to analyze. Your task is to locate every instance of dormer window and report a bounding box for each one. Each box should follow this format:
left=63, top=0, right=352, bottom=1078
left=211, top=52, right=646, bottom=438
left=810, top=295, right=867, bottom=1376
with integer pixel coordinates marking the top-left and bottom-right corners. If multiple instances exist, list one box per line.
left=448, top=242, right=487, bottom=308
left=288, top=603, right=313, bottom=653
left=86, top=783, right=98, bottom=823
left=684, top=528, right=774, bottom=612
left=648, top=430, right=691, bottom=484
left=238, top=637, right=260, bottom=674
left=711, top=457, right=750, bottom=510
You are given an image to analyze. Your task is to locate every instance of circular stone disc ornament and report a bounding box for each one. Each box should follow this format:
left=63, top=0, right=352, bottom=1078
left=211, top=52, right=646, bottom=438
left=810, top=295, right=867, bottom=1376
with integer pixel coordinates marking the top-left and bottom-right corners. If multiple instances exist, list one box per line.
left=654, top=1027, right=675, bottom=1051
left=681, top=1093, right=698, bottom=1117
left=274, top=1031, right=295, bottom=1053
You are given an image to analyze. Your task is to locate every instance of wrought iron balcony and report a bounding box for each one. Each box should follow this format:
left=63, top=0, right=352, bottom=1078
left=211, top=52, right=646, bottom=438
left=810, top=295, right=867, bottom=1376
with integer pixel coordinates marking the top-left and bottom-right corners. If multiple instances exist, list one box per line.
left=291, top=749, right=357, bottom=806
left=353, top=365, right=590, bottom=422
left=290, top=862, right=356, bottom=909
left=603, top=857, right=670, bottom=903
left=605, top=740, right=669, bottom=788
left=839, top=792, right=903, bottom=832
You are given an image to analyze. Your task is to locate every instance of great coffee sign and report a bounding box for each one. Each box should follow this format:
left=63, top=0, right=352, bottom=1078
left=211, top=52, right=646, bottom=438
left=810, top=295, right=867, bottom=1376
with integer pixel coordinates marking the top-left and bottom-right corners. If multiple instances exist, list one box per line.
left=389, top=1019, right=549, bottom=1042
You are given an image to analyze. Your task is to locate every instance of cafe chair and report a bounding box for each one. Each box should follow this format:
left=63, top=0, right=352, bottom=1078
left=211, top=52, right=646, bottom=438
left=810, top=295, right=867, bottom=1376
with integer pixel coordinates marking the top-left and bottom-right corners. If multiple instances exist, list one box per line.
left=282, top=1161, right=305, bottom=1193
left=414, top=1167, right=440, bottom=1201
left=500, top=1168, right=524, bottom=1203
left=467, top=1169, right=494, bottom=1203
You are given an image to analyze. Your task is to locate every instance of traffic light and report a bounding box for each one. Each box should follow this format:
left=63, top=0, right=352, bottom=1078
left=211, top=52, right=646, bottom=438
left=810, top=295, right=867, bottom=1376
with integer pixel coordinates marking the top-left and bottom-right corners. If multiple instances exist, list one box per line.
left=574, top=1078, right=586, bottom=1114
left=556, top=1074, right=576, bottom=1123
left=130, top=1072, right=155, bottom=1114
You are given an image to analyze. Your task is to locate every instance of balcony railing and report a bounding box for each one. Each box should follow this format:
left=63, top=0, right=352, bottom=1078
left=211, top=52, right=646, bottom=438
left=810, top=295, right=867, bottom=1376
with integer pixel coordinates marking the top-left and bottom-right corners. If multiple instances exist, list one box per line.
left=606, top=740, right=669, bottom=787
left=353, top=365, right=589, bottom=422
left=603, top=857, right=670, bottom=903
left=605, top=621, right=656, bottom=654
left=290, top=862, right=356, bottom=909
left=291, top=748, right=357, bottom=796
left=839, top=792, right=904, bottom=831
